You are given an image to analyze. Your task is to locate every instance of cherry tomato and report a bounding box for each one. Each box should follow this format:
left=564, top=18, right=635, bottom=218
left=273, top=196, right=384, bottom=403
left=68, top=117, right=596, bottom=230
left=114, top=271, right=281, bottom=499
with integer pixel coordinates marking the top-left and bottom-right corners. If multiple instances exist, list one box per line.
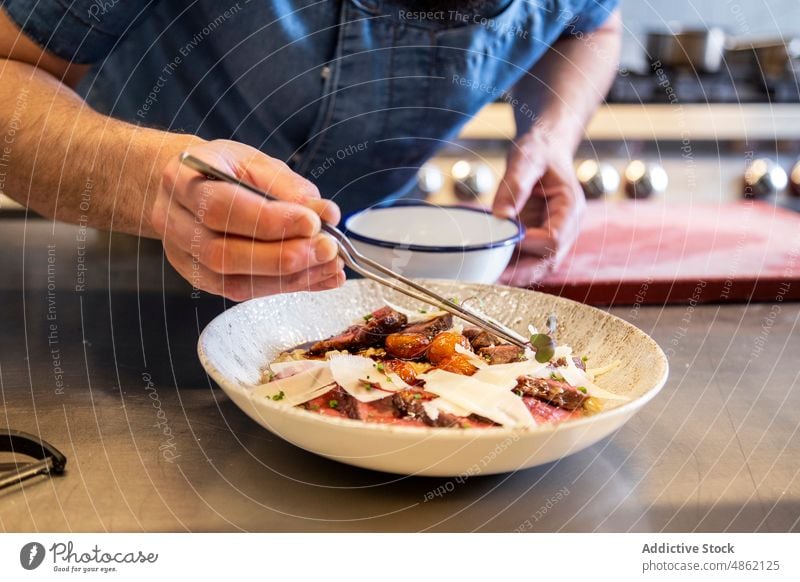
left=437, top=354, right=477, bottom=376
left=427, top=331, right=471, bottom=365
left=385, top=359, right=418, bottom=385
left=385, top=332, right=430, bottom=360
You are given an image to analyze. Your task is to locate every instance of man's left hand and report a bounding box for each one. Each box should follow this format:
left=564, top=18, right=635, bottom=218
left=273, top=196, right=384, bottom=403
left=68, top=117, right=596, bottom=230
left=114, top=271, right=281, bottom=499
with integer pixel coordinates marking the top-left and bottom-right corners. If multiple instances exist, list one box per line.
left=491, top=130, right=585, bottom=287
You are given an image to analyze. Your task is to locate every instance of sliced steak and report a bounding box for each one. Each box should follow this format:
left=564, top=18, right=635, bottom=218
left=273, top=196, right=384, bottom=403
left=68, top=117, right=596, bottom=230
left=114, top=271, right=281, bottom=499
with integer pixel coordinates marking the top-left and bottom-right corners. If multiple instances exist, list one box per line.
left=523, top=398, right=580, bottom=424
left=391, top=389, right=494, bottom=428
left=309, top=306, right=407, bottom=354
left=342, top=395, right=400, bottom=423
left=392, top=388, right=436, bottom=419
left=303, top=385, right=351, bottom=418
left=479, top=344, right=526, bottom=365
left=515, top=376, right=588, bottom=410
left=400, top=313, right=453, bottom=338
left=463, top=327, right=499, bottom=350
left=432, top=412, right=495, bottom=429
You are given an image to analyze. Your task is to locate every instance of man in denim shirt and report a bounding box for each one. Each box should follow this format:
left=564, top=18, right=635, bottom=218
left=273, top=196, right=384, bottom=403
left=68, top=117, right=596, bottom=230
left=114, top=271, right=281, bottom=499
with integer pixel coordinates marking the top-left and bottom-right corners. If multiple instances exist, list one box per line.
left=0, top=1, right=620, bottom=299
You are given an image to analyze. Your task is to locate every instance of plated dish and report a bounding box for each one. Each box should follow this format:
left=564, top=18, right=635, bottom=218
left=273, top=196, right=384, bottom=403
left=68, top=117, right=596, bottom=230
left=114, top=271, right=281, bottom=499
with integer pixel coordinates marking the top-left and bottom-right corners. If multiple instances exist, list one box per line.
left=198, top=280, right=668, bottom=476
left=262, top=305, right=622, bottom=429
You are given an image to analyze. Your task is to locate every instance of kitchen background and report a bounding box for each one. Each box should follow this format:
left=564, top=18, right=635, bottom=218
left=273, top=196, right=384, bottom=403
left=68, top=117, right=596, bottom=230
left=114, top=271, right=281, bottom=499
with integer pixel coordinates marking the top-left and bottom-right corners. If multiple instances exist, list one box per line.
left=620, top=0, right=800, bottom=70
left=3, top=0, right=800, bottom=303
left=3, top=0, right=799, bottom=534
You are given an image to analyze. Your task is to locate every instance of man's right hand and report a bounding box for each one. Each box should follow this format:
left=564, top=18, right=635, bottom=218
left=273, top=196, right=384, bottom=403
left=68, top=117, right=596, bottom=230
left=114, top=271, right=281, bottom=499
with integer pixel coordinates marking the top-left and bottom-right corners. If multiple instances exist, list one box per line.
left=151, top=140, right=344, bottom=301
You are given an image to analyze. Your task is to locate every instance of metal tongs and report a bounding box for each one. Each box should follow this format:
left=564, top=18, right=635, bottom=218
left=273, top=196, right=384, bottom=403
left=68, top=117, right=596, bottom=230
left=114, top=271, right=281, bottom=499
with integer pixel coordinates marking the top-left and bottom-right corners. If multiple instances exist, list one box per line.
left=0, top=429, right=67, bottom=490
left=179, top=153, right=529, bottom=349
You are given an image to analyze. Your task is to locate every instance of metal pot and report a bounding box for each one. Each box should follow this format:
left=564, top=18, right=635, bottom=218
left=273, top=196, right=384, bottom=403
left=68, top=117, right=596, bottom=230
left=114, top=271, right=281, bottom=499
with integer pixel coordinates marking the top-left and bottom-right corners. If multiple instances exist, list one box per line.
left=725, top=37, right=800, bottom=79
left=647, top=27, right=727, bottom=74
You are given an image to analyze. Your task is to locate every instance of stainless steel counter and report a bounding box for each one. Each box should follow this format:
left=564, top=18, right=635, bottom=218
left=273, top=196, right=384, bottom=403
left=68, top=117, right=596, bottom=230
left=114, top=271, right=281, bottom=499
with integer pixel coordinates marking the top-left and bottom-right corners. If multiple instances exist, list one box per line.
left=1, top=220, right=798, bottom=532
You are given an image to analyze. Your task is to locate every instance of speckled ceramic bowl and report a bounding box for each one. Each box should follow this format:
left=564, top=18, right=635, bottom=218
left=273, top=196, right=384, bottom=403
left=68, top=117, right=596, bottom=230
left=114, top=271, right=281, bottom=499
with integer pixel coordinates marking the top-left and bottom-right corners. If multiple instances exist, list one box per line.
left=198, top=280, right=668, bottom=477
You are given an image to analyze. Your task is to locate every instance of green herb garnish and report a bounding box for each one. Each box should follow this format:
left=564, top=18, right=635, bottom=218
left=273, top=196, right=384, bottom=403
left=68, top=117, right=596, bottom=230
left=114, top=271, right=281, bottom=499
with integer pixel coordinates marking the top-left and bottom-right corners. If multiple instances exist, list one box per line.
left=577, top=387, right=588, bottom=394
left=530, top=333, right=556, bottom=363
left=363, top=313, right=373, bottom=322
left=271, top=390, right=285, bottom=401
left=329, top=399, right=339, bottom=409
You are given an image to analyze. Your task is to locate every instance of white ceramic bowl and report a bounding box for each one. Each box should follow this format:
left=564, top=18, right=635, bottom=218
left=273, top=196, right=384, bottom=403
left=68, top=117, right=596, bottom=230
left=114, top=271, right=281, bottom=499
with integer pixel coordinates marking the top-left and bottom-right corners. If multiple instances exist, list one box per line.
left=198, top=280, right=669, bottom=477
left=344, top=202, right=523, bottom=283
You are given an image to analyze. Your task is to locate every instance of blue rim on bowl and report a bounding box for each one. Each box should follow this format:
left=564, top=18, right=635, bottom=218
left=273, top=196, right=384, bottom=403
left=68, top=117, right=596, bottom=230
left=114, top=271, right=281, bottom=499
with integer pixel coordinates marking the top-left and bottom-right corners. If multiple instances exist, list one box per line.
left=343, top=200, right=525, bottom=254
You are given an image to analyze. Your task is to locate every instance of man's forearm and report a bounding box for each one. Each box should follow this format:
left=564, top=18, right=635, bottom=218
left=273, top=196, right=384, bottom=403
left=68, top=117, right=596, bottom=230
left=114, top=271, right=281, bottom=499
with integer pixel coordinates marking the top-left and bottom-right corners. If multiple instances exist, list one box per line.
left=0, top=59, right=201, bottom=237
left=511, top=11, right=622, bottom=151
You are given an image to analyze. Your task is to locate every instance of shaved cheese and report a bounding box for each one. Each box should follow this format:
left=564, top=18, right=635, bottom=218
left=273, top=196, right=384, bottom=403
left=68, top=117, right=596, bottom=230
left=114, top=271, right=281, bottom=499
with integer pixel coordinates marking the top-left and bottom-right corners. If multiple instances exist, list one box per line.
left=381, top=300, right=447, bottom=323
left=558, top=362, right=590, bottom=388
left=553, top=345, right=574, bottom=360
left=282, top=384, right=337, bottom=407
left=420, top=369, right=535, bottom=428
left=422, top=398, right=471, bottom=422
left=454, top=344, right=488, bottom=369
left=587, top=360, right=621, bottom=379
left=269, top=359, right=328, bottom=379
left=328, top=354, right=406, bottom=402
left=253, top=365, right=335, bottom=406
left=472, top=359, right=550, bottom=389
left=551, top=351, right=629, bottom=402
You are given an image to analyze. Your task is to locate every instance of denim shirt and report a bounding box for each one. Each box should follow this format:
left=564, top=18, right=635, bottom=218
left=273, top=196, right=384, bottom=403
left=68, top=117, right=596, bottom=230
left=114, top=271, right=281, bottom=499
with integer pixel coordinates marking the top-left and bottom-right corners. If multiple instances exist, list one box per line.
left=3, top=0, right=618, bottom=216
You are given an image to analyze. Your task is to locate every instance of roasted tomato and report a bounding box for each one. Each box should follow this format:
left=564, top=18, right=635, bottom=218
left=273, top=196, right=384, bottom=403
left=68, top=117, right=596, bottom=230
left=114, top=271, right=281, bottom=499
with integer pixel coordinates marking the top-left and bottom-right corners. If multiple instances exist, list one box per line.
left=427, top=331, right=471, bottom=365
left=437, top=354, right=478, bottom=376
left=385, top=332, right=430, bottom=360
left=385, top=359, right=418, bottom=385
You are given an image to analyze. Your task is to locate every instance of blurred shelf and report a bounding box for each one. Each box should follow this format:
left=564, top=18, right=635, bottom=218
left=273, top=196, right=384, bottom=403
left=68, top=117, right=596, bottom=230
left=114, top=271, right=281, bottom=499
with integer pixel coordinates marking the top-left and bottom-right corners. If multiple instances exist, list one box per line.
left=459, top=103, right=800, bottom=142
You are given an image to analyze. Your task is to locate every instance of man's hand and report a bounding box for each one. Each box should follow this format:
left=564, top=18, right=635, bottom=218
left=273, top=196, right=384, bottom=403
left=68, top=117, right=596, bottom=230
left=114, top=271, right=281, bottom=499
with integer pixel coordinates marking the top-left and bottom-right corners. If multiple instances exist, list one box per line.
left=492, top=131, right=585, bottom=286
left=152, top=140, right=345, bottom=301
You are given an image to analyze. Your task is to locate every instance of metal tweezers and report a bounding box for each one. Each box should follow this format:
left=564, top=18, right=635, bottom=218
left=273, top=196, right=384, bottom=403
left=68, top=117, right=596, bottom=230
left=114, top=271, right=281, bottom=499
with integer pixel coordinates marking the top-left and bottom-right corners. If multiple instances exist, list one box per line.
left=0, top=429, right=67, bottom=490
left=179, top=153, right=530, bottom=348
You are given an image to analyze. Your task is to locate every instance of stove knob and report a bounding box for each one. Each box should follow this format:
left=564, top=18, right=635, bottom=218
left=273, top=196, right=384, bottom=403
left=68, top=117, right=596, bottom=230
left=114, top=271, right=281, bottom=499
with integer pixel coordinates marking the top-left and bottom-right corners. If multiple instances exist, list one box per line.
left=744, top=158, right=788, bottom=198
left=786, top=160, right=800, bottom=198
left=416, top=163, right=444, bottom=195
left=576, top=159, right=620, bottom=199
left=623, top=160, right=668, bottom=199
left=451, top=160, right=495, bottom=201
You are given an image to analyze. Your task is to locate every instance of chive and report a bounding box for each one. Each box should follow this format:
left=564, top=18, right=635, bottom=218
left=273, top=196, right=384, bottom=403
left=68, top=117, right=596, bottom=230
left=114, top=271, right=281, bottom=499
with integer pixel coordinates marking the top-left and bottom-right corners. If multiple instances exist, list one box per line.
left=363, top=313, right=373, bottom=322
left=271, top=390, right=285, bottom=401
left=329, top=399, right=339, bottom=409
